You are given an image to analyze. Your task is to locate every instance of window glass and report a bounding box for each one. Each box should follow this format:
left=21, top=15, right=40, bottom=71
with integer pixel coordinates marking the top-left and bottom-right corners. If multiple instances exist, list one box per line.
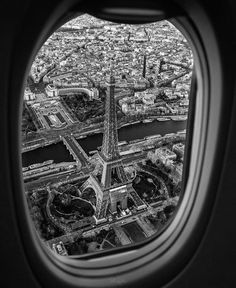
left=22, top=14, right=193, bottom=257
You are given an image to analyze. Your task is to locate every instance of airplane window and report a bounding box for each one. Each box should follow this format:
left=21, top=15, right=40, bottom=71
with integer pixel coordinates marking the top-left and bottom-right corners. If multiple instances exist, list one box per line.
left=21, top=13, right=193, bottom=258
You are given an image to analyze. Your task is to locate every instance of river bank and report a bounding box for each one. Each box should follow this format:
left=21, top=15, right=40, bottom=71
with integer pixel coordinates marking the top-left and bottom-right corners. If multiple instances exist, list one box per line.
left=22, top=119, right=187, bottom=167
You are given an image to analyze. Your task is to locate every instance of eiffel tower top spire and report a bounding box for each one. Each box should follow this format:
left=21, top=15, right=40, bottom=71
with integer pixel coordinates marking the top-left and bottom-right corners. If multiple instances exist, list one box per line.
left=107, top=58, right=115, bottom=84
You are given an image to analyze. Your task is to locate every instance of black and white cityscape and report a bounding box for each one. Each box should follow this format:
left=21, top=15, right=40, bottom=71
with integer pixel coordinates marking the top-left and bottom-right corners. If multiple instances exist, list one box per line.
left=22, top=14, right=193, bottom=257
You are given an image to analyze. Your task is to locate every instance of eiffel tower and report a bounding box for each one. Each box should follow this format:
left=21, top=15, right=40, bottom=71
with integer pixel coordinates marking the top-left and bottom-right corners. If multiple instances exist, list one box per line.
left=81, top=63, right=146, bottom=224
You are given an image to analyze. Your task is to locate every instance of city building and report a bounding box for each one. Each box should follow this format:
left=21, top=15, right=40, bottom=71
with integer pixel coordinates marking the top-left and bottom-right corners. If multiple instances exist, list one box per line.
left=154, top=147, right=177, bottom=165
left=24, top=87, right=36, bottom=101
left=173, top=143, right=185, bottom=158
left=52, top=241, right=68, bottom=256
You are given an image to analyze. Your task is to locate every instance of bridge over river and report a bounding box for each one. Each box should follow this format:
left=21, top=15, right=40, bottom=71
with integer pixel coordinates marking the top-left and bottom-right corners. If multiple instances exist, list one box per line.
left=61, top=135, right=90, bottom=169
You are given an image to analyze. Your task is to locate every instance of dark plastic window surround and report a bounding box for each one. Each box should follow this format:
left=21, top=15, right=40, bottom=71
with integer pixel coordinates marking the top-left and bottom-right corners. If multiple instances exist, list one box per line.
left=8, top=1, right=223, bottom=288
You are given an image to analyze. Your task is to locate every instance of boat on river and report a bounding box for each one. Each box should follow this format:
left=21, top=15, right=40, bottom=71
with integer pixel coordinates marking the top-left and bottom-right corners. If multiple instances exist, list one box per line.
left=143, top=119, right=153, bottom=123
left=157, top=117, right=169, bottom=121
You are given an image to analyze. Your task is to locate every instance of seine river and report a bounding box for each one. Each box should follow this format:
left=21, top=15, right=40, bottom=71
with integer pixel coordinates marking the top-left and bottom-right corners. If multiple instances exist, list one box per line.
left=22, top=120, right=187, bottom=167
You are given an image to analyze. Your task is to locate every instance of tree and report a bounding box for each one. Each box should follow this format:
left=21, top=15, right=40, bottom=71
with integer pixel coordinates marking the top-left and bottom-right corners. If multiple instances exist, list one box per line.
left=60, top=193, right=72, bottom=206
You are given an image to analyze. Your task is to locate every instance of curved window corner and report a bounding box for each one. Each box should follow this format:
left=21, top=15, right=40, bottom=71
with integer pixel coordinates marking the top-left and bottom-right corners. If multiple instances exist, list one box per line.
left=13, top=3, right=222, bottom=288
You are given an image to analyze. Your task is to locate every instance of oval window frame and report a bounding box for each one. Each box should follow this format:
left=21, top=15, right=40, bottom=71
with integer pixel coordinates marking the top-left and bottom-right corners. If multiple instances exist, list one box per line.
left=9, top=2, right=225, bottom=288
